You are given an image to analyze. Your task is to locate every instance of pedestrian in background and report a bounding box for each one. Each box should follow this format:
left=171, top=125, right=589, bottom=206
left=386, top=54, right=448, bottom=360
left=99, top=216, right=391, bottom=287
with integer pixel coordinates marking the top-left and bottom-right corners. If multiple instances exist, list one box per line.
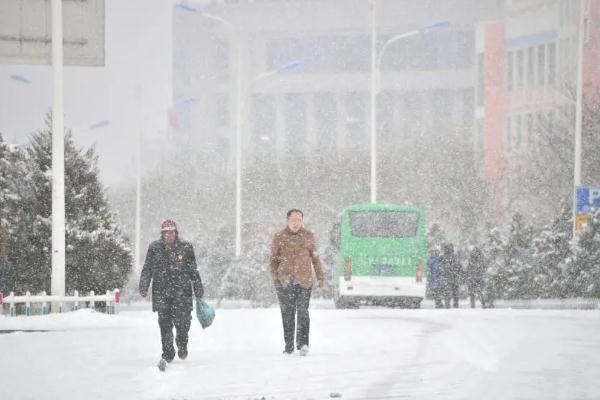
left=440, top=243, right=461, bottom=308
left=427, top=248, right=444, bottom=308
left=466, top=246, right=487, bottom=308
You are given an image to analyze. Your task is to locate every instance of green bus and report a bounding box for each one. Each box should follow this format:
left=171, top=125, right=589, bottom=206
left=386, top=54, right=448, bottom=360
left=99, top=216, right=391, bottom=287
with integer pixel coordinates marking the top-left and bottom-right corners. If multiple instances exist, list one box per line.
left=332, top=203, right=428, bottom=309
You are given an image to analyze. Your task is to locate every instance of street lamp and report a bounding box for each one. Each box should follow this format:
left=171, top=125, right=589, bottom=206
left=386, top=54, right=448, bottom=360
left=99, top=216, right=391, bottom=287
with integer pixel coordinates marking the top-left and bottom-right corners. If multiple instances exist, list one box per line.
left=573, top=1, right=585, bottom=236
left=369, top=0, right=449, bottom=202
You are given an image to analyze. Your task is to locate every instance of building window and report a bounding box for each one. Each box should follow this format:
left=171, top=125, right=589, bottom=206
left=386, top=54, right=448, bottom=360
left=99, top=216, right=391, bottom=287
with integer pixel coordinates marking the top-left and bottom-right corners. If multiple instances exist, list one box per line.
left=215, top=39, right=229, bottom=81
left=527, top=47, right=535, bottom=88
left=538, top=44, right=546, bottom=86
left=517, top=49, right=524, bottom=89
left=216, top=94, right=229, bottom=127
left=548, top=42, right=557, bottom=86
left=507, top=51, right=514, bottom=92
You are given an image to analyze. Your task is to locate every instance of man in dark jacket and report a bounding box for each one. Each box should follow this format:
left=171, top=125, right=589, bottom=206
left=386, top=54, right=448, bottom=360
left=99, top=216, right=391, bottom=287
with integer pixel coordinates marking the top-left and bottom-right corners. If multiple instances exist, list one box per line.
left=270, top=209, right=324, bottom=356
left=139, top=220, right=204, bottom=368
left=440, top=243, right=461, bottom=308
left=466, top=246, right=487, bottom=308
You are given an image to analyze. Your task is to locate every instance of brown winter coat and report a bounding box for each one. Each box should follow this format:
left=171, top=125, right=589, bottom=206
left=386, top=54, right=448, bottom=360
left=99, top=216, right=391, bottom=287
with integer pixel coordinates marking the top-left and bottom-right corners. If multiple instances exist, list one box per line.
left=270, top=227, right=325, bottom=289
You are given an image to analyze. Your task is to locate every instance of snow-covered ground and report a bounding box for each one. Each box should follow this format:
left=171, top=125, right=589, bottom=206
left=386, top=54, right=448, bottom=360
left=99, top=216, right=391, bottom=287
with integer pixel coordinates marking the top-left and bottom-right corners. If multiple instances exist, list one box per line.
left=1, top=303, right=599, bottom=400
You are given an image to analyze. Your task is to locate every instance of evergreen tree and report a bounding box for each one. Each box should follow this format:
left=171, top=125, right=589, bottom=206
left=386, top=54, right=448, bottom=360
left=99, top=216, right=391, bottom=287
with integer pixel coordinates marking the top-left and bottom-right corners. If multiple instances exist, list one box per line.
left=502, top=213, right=535, bottom=299
left=530, top=199, right=572, bottom=298
left=482, top=227, right=506, bottom=304
left=3, top=117, right=132, bottom=295
left=0, top=134, right=29, bottom=294
left=565, top=208, right=600, bottom=297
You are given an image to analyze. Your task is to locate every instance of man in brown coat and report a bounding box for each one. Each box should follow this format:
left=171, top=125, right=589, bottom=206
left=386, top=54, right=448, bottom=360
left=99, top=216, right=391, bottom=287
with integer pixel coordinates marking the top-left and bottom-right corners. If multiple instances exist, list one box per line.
left=270, top=209, right=324, bottom=356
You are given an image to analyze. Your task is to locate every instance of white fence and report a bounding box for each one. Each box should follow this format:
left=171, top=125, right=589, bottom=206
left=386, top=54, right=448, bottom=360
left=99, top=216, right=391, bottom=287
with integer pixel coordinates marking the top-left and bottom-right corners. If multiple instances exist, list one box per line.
left=0, top=289, right=121, bottom=316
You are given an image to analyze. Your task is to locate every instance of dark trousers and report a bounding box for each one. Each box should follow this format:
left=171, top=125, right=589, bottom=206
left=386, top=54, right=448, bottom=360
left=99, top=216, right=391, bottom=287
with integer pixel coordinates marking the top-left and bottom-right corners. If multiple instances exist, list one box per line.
left=157, top=304, right=192, bottom=361
left=444, top=284, right=460, bottom=308
left=276, top=282, right=312, bottom=351
left=469, top=290, right=486, bottom=308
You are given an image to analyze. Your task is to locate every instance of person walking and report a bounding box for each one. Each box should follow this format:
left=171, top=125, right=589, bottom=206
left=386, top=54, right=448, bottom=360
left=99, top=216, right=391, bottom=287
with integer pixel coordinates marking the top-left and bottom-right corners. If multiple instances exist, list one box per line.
left=139, top=219, right=204, bottom=371
left=440, top=243, right=461, bottom=308
left=427, top=248, right=444, bottom=308
left=270, top=209, right=325, bottom=356
left=466, top=246, right=487, bottom=308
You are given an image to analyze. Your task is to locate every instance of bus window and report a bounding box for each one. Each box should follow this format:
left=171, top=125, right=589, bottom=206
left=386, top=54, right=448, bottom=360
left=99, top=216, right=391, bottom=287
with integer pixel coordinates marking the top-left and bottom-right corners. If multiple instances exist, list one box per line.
left=348, top=211, right=419, bottom=237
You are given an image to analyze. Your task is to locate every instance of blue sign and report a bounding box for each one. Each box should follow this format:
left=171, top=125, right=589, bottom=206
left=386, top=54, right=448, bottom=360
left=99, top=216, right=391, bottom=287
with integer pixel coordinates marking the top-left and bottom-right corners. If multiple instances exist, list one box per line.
left=576, top=186, right=600, bottom=213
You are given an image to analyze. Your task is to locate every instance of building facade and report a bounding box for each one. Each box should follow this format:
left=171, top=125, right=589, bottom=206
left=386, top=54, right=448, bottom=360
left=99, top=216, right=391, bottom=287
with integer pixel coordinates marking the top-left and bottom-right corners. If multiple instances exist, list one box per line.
left=476, top=0, right=600, bottom=218
left=171, top=0, right=501, bottom=171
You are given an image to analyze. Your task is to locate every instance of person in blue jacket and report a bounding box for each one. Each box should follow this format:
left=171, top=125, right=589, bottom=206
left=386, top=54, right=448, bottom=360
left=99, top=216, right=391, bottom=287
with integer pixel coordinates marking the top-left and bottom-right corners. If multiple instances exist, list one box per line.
left=427, top=248, right=444, bottom=308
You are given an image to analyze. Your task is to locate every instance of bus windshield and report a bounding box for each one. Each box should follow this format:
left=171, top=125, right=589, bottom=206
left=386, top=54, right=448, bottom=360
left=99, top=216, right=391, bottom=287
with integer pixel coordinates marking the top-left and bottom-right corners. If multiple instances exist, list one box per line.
left=349, top=211, right=419, bottom=237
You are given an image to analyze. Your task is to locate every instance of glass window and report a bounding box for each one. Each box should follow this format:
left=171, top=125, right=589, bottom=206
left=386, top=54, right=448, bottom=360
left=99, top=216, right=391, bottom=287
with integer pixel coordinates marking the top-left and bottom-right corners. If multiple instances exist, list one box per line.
left=215, top=39, right=229, bottom=81
left=527, top=47, right=535, bottom=87
left=538, top=44, right=546, bottom=85
left=349, top=211, right=419, bottom=237
left=548, top=42, right=556, bottom=86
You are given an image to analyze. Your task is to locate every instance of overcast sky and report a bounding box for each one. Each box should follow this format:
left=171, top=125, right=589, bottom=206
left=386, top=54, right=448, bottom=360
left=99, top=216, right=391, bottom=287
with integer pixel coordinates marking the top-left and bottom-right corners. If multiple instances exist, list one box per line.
left=0, top=0, right=174, bottom=186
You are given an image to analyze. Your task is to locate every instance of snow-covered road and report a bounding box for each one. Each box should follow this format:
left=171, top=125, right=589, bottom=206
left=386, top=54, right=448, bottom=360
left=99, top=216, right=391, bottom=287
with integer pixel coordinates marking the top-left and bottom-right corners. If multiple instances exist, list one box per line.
left=1, top=305, right=599, bottom=400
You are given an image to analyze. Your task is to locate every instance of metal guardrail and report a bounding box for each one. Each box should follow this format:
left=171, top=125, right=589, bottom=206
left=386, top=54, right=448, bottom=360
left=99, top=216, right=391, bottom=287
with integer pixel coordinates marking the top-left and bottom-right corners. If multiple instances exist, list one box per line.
left=0, top=289, right=121, bottom=316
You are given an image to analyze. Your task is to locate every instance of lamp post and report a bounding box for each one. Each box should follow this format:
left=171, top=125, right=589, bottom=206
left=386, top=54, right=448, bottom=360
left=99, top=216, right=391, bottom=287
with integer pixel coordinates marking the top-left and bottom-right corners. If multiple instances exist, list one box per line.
left=573, top=1, right=585, bottom=236
left=51, top=0, right=66, bottom=309
left=369, top=0, right=449, bottom=203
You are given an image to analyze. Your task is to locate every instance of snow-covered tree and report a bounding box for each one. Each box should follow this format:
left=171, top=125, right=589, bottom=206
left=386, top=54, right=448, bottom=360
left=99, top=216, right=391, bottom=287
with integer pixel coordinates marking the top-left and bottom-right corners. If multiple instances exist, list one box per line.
left=502, top=213, right=536, bottom=299
left=565, top=208, right=600, bottom=298
left=530, top=199, right=572, bottom=298
left=2, top=117, right=132, bottom=295
left=482, top=226, right=506, bottom=305
left=0, top=134, right=29, bottom=294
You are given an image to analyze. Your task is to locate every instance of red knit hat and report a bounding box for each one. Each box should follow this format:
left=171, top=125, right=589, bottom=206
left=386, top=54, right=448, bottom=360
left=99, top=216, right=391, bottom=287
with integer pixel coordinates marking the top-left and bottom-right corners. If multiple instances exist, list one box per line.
left=160, top=219, right=177, bottom=232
